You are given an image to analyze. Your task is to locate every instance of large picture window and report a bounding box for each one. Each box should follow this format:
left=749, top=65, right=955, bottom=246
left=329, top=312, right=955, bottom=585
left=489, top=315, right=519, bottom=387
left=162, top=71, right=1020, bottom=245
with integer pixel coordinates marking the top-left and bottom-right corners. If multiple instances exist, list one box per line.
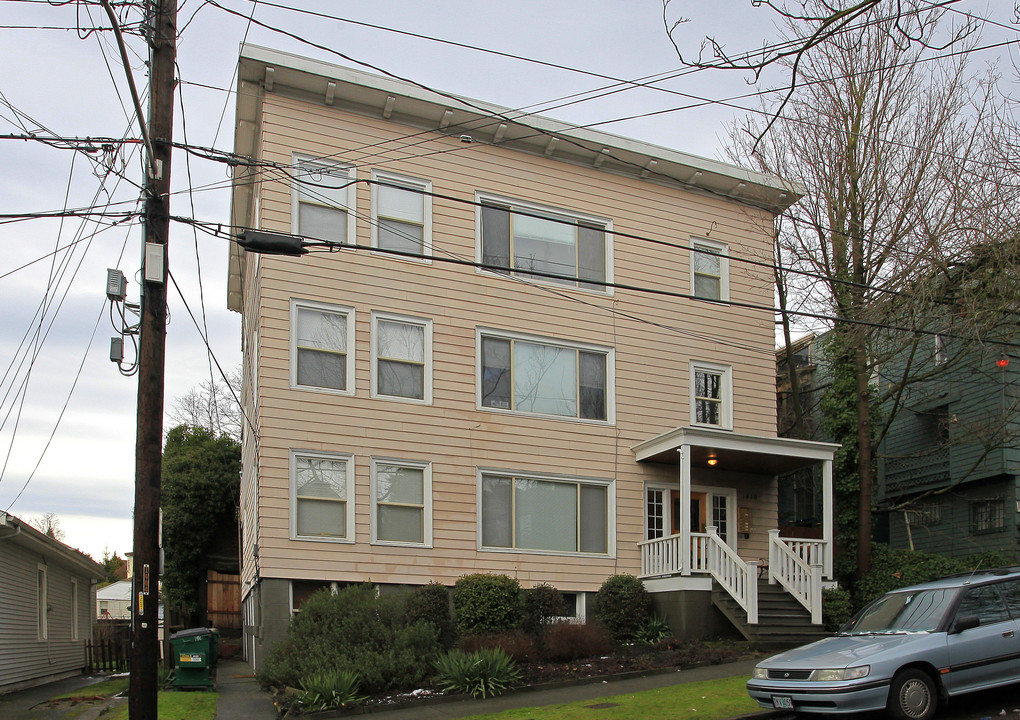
left=291, top=451, right=355, bottom=542
left=477, top=195, right=610, bottom=290
left=690, top=238, right=729, bottom=301
left=479, top=330, right=611, bottom=422
left=292, top=156, right=356, bottom=244
left=291, top=300, right=354, bottom=393
left=371, top=458, right=432, bottom=546
left=372, top=313, right=432, bottom=403
left=690, top=361, right=732, bottom=429
left=371, top=171, right=432, bottom=258
left=481, top=472, right=611, bottom=555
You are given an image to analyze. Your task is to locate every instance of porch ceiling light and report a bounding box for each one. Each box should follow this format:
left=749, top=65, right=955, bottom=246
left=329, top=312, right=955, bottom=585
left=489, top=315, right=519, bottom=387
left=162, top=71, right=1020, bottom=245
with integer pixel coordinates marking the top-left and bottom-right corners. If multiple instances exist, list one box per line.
left=707, top=454, right=718, bottom=466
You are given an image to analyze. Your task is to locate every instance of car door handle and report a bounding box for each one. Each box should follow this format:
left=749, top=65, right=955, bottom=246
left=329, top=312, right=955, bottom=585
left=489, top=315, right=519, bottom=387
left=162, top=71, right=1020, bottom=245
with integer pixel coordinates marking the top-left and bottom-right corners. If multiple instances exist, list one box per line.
left=1003, top=630, right=1015, bottom=638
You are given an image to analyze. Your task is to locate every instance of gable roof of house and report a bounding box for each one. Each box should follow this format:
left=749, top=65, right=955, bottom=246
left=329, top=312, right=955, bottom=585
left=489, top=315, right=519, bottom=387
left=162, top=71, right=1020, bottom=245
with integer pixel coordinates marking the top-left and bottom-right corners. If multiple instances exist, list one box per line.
left=97, top=579, right=132, bottom=601
left=0, top=511, right=104, bottom=578
left=228, top=44, right=805, bottom=312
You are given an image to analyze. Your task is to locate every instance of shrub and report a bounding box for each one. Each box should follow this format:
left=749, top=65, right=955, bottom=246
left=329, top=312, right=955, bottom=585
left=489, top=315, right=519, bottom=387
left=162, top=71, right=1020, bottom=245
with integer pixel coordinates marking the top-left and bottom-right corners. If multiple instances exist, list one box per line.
left=854, top=544, right=1006, bottom=610
left=822, top=586, right=853, bottom=632
left=591, top=574, right=653, bottom=643
left=258, top=584, right=440, bottom=695
left=634, top=615, right=673, bottom=645
left=295, top=670, right=366, bottom=712
left=541, top=622, right=611, bottom=662
left=405, top=582, right=455, bottom=649
left=456, top=630, right=536, bottom=663
left=521, top=584, right=566, bottom=637
left=452, top=574, right=522, bottom=635
left=433, top=648, right=521, bottom=698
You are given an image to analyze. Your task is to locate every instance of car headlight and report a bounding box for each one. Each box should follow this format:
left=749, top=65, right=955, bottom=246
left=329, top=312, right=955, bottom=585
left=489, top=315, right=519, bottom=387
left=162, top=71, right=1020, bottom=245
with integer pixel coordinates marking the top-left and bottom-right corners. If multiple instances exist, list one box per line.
left=814, top=666, right=870, bottom=681
left=752, top=667, right=768, bottom=679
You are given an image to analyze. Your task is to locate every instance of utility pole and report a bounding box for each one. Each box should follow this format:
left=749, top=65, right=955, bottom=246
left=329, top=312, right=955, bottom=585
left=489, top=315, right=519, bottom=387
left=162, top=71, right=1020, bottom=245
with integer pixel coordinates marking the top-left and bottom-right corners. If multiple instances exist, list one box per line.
left=129, top=0, right=176, bottom=718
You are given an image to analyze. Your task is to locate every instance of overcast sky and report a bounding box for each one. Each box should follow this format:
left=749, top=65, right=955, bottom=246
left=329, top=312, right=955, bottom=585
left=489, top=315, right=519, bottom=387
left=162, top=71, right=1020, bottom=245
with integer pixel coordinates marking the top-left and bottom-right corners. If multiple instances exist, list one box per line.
left=0, top=1, right=1016, bottom=561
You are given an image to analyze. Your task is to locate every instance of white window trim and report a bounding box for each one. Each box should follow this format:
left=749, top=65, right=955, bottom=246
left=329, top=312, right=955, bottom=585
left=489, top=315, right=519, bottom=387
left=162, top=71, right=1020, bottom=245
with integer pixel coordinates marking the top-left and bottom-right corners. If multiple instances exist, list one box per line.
left=475, top=327, right=615, bottom=424
left=370, top=170, right=433, bottom=262
left=370, top=457, right=433, bottom=548
left=290, top=299, right=356, bottom=395
left=291, top=153, right=357, bottom=244
left=645, top=483, right=739, bottom=550
left=37, top=563, right=48, bottom=640
left=690, top=237, right=730, bottom=302
left=474, top=191, right=614, bottom=295
left=371, top=311, right=433, bottom=404
left=690, top=361, right=734, bottom=430
left=70, top=577, right=79, bottom=641
left=476, top=467, right=616, bottom=558
left=290, top=449, right=356, bottom=544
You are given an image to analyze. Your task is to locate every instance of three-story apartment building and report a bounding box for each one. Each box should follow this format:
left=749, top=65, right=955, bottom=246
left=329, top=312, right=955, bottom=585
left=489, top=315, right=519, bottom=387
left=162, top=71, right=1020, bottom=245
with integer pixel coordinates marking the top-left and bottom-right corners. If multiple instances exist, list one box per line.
left=228, top=45, right=838, bottom=666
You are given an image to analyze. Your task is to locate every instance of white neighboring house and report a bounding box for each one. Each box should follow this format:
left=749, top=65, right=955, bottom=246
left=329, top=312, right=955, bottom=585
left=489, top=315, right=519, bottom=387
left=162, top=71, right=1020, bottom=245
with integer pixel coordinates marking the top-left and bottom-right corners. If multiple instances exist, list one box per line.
left=96, top=580, right=131, bottom=620
left=0, top=512, right=103, bottom=694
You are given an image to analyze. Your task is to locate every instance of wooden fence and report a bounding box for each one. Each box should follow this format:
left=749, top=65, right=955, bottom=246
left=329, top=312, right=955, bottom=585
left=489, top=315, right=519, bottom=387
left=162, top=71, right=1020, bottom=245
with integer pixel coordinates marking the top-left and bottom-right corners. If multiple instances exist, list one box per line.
left=85, top=639, right=129, bottom=674
left=206, top=570, right=241, bottom=629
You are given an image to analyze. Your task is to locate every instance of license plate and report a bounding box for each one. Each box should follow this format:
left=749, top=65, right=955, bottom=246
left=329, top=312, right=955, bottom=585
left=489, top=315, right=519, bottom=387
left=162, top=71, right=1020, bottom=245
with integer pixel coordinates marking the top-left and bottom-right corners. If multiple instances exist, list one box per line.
left=772, top=696, right=794, bottom=709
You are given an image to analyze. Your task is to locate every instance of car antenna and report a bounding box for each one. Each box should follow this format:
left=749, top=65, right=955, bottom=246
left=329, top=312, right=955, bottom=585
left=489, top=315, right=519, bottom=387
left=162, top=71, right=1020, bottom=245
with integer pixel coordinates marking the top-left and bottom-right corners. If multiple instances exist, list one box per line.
left=963, top=559, right=984, bottom=585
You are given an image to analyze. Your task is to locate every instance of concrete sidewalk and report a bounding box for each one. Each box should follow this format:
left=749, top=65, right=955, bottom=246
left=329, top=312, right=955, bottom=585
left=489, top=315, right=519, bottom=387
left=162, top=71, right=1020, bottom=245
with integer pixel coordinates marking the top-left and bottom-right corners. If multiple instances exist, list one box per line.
left=215, top=656, right=763, bottom=720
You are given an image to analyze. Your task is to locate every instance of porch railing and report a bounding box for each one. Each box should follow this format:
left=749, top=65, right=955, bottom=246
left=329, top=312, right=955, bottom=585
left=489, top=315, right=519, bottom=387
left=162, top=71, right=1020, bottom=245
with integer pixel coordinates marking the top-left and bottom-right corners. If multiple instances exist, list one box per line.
left=769, top=530, right=822, bottom=624
left=706, top=526, right=758, bottom=624
left=780, top=537, right=829, bottom=578
left=637, top=532, right=709, bottom=577
left=637, top=529, right=757, bottom=624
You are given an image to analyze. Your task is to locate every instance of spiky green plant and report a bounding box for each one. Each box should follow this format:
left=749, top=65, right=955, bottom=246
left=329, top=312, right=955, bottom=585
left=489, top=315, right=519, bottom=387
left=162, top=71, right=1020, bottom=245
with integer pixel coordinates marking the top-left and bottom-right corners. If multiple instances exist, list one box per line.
left=295, top=670, right=366, bottom=711
left=433, top=648, right=521, bottom=699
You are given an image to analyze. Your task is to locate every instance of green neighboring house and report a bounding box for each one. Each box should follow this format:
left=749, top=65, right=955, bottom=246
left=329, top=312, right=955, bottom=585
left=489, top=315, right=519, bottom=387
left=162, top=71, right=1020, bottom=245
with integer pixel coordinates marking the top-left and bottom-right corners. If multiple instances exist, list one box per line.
left=777, top=332, right=1019, bottom=563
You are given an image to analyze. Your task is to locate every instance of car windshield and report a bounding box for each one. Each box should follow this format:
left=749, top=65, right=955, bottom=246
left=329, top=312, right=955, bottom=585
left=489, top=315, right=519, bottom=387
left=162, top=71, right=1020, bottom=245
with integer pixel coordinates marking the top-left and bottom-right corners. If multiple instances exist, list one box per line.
left=842, top=588, right=955, bottom=635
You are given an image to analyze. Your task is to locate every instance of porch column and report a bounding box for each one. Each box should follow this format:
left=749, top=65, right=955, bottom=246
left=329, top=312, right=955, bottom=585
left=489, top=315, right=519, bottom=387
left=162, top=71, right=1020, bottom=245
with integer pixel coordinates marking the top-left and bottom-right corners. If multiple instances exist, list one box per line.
left=822, top=458, right=833, bottom=580
left=678, top=445, right=691, bottom=576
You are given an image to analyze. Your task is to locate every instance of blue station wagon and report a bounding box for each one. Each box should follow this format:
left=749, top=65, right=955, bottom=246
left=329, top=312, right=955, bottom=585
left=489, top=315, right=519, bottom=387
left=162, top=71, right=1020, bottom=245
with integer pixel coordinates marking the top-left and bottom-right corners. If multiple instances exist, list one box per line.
left=747, top=567, right=1020, bottom=720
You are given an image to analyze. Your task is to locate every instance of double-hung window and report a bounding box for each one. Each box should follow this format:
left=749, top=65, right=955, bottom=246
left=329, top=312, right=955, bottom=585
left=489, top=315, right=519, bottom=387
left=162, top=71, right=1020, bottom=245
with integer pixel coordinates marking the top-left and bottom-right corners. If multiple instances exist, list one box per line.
left=371, top=458, right=432, bottom=546
left=970, top=498, right=1005, bottom=535
left=480, top=471, right=612, bottom=555
left=477, top=194, right=610, bottom=290
left=70, top=578, right=79, bottom=641
left=372, top=312, right=432, bottom=402
left=371, top=171, right=432, bottom=258
left=479, top=330, right=612, bottom=422
left=291, top=450, right=354, bottom=542
left=292, top=155, right=356, bottom=244
left=291, top=300, right=354, bottom=393
left=691, top=361, right=732, bottom=429
left=690, top=238, right=729, bottom=301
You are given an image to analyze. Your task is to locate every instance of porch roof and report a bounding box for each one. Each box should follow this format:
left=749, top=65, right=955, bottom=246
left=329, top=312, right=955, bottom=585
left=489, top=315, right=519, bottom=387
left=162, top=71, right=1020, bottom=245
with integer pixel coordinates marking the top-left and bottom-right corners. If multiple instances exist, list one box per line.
left=632, top=426, right=838, bottom=474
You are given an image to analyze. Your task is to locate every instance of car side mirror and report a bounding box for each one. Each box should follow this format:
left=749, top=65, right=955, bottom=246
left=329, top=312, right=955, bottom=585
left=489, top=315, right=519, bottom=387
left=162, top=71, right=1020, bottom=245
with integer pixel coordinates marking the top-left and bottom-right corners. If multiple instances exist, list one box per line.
left=952, top=615, right=980, bottom=634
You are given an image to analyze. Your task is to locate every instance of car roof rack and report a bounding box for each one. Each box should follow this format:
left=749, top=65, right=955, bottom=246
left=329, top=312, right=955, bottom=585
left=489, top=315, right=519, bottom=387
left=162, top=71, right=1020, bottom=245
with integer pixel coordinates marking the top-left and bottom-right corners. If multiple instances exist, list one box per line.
left=940, top=565, right=1020, bottom=580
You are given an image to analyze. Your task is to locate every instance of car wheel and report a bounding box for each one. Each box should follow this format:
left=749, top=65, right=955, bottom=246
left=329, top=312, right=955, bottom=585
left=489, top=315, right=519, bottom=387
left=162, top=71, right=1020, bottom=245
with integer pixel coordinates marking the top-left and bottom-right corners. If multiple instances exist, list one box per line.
left=888, top=669, right=938, bottom=720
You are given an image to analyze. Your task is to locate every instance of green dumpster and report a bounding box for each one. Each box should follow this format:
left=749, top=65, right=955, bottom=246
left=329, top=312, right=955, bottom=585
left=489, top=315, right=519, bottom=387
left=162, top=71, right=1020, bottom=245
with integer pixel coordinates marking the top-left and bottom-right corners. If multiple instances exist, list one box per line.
left=170, top=627, right=219, bottom=688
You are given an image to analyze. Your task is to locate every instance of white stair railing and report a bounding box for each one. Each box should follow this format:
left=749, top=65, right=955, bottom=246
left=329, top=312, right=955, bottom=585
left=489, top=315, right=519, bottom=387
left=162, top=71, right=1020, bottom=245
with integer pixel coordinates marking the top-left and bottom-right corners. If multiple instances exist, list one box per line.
left=768, top=529, right=822, bottom=624
left=706, top=526, right=758, bottom=624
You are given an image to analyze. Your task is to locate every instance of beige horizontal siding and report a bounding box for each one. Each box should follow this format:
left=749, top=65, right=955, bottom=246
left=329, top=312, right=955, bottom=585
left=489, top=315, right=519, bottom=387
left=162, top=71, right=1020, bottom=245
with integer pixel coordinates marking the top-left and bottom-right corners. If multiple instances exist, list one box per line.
left=239, top=91, right=782, bottom=592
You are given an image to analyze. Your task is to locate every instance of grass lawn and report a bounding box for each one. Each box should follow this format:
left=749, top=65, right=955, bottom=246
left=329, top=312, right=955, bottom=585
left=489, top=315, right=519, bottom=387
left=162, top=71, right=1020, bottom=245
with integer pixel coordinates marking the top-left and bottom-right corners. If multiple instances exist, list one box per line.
left=462, top=674, right=758, bottom=720
left=102, top=690, right=218, bottom=720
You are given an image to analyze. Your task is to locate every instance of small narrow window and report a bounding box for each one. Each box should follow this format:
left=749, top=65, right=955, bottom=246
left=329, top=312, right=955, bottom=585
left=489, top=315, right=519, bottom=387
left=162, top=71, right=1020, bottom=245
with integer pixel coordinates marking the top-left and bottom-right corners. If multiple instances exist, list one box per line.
left=292, top=451, right=355, bottom=542
left=372, top=313, right=432, bottom=403
left=291, top=301, right=354, bottom=393
left=691, top=362, right=733, bottom=429
left=37, top=564, right=48, bottom=640
left=372, top=459, right=432, bottom=546
left=371, top=171, right=432, bottom=258
left=293, top=157, right=355, bottom=244
left=70, top=578, right=79, bottom=641
left=691, top=239, right=729, bottom=301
